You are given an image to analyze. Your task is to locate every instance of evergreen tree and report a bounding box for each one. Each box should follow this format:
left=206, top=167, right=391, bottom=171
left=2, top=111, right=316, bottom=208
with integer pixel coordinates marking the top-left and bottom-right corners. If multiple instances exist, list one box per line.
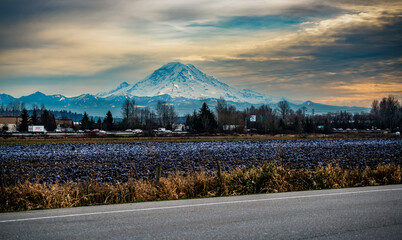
left=80, top=112, right=90, bottom=130
left=89, top=117, right=95, bottom=130
left=31, top=108, right=38, bottom=125
left=97, top=118, right=102, bottom=129
left=185, top=114, right=192, bottom=131
left=199, top=102, right=217, bottom=132
left=186, top=110, right=201, bottom=132
left=40, top=109, right=56, bottom=131
left=104, top=111, right=114, bottom=130
left=19, top=108, right=29, bottom=131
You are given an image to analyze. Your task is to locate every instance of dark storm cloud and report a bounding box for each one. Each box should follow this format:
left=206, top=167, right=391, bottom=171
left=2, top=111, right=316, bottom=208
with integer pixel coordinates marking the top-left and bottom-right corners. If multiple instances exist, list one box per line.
left=0, top=0, right=106, bottom=23
left=0, top=0, right=112, bottom=50
left=231, top=9, right=402, bottom=79
left=194, top=7, right=402, bottom=105
left=297, top=14, right=402, bottom=60
left=280, top=4, right=349, bottom=18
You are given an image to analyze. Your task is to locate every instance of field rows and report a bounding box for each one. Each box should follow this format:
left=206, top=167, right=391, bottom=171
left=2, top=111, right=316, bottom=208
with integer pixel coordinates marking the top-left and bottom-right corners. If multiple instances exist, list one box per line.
left=1, top=139, right=401, bottom=184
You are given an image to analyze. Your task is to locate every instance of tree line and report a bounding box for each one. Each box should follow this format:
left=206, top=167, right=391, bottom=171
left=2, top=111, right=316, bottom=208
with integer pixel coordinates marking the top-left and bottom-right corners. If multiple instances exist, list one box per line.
left=1, top=104, right=83, bottom=132
left=11, top=107, right=57, bottom=132
left=185, top=96, right=401, bottom=134
left=208, top=96, right=401, bottom=134
left=0, top=103, right=83, bottom=121
left=80, top=99, right=177, bottom=132
left=3, top=95, right=401, bottom=134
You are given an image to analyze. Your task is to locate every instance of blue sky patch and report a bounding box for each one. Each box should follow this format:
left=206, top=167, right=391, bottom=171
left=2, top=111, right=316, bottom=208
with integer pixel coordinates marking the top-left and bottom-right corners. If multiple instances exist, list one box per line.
left=188, top=15, right=302, bottom=30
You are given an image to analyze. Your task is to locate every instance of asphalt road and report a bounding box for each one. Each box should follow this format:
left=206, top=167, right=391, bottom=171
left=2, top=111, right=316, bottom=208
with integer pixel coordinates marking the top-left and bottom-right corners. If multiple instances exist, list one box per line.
left=1, top=185, right=401, bottom=239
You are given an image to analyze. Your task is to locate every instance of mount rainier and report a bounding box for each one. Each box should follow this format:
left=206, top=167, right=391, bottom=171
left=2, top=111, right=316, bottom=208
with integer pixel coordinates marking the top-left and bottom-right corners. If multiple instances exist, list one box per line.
left=96, top=62, right=284, bottom=104
left=0, top=62, right=369, bottom=117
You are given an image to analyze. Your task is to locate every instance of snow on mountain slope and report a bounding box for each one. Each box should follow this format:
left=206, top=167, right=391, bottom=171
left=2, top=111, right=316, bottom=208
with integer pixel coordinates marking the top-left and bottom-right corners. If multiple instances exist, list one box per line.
left=129, top=62, right=236, bottom=99
left=2, top=63, right=371, bottom=117
left=96, top=82, right=132, bottom=98
left=97, top=62, right=276, bottom=104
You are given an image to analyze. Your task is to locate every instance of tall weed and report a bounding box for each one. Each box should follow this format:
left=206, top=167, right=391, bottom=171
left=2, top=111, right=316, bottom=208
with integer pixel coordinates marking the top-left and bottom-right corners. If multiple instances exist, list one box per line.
left=1, top=163, right=400, bottom=211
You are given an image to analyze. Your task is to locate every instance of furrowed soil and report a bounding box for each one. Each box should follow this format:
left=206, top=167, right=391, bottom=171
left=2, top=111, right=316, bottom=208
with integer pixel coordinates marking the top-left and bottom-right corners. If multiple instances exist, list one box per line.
left=1, top=135, right=400, bottom=212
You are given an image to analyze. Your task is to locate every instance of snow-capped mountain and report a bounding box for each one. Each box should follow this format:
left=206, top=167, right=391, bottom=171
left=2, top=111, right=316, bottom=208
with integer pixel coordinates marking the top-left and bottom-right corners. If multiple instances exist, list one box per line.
left=0, top=62, right=370, bottom=117
left=96, top=62, right=284, bottom=104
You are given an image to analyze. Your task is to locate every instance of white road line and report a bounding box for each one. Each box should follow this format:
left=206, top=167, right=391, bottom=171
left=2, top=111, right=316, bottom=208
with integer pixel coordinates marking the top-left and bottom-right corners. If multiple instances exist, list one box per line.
left=1, top=187, right=401, bottom=223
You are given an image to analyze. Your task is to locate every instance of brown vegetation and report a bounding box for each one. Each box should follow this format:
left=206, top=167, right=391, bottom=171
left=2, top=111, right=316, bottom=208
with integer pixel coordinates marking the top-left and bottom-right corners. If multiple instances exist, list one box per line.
left=1, top=163, right=400, bottom=212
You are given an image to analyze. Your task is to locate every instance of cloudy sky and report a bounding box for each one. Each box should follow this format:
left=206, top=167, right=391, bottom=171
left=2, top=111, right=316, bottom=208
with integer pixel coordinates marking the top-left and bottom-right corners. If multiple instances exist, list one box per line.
left=0, top=0, right=401, bottom=107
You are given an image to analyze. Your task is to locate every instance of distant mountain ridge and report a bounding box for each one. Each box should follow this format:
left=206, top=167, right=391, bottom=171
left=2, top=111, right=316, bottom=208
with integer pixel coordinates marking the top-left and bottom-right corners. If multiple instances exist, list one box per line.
left=0, top=62, right=370, bottom=117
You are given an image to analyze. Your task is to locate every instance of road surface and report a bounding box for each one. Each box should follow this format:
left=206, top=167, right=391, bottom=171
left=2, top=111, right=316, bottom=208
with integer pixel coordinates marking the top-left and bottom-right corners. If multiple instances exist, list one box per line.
left=1, top=185, right=401, bottom=239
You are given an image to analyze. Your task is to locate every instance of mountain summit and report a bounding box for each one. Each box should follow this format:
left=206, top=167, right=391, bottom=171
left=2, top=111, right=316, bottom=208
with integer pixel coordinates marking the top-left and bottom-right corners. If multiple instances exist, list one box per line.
left=96, top=62, right=280, bottom=103
left=0, top=62, right=371, bottom=116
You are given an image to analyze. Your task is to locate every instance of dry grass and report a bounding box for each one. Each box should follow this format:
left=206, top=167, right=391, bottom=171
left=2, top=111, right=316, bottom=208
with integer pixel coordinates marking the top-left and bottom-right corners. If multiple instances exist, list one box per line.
left=1, top=163, right=400, bottom=212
